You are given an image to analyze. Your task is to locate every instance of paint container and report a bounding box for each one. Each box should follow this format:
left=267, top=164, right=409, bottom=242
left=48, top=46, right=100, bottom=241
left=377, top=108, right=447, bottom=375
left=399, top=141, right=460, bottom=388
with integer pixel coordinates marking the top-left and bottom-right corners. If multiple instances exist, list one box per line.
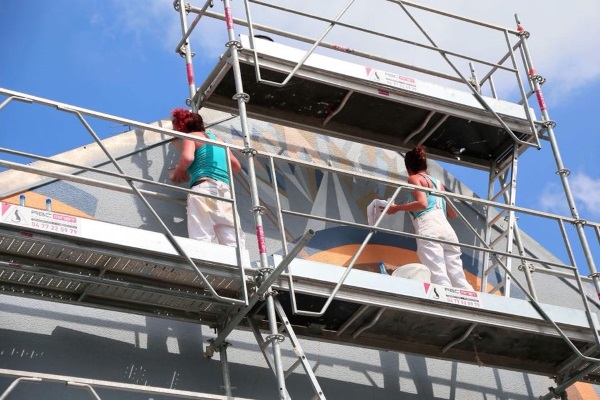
left=379, top=261, right=388, bottom=275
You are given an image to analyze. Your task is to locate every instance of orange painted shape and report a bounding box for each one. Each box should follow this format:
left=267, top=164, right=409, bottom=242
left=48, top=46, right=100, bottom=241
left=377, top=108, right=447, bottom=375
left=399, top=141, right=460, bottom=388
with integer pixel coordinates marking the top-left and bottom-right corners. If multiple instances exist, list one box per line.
left=1, top=192, right=94, bottom=219
left=567, top=382, right=600, bottom=400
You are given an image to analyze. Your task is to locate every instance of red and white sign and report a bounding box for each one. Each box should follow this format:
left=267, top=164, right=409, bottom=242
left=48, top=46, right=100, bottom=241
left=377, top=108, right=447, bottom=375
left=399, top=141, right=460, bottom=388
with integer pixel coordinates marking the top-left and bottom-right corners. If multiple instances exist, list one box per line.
left=1, top=202, right=81, bottom=236
left=365, top=66, right=417, bottom=92
left=423, top=282, right=481, bottom=308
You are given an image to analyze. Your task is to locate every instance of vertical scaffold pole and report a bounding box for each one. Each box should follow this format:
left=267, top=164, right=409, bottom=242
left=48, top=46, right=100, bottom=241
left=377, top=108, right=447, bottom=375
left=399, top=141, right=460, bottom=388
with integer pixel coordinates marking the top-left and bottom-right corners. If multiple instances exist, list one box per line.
left=516, top=16, right=600, bottom=297
left=221, top=0, right=286, bottom=397
left=177, top=0, right=198, bottom=110
left=219, top=342, right=233, bottom=398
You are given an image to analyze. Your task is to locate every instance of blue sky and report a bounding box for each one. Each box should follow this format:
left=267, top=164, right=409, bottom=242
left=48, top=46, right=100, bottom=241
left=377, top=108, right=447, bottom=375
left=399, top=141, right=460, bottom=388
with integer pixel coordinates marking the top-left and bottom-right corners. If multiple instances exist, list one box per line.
left=1, top=0, right=599, bottom=271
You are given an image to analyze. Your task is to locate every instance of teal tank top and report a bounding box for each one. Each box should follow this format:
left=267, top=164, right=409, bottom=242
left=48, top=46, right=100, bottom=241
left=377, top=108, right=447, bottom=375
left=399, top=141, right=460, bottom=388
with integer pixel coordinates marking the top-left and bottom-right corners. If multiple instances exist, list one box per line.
left=187, top=132, right=230, bottom=186
left=408, top=174, right=446, bottom=219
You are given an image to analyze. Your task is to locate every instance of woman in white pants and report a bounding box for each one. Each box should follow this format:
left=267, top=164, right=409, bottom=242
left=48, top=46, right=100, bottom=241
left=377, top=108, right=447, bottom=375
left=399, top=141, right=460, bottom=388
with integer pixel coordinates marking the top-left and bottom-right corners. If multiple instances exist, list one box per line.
left=170, top=108, right=245, bottom=248
left=386, top=146, right=473, bottom=290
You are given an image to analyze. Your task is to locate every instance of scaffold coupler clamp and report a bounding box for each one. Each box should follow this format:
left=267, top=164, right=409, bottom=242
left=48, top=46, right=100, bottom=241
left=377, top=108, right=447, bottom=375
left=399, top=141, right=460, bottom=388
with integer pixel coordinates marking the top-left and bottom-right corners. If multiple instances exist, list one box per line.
left=541, top=120, right=556, bottom=129
left=543, top=386, right=563, bottom=399
left=516, top=23, right=530, bottom=39
left=205, top=338, right=231, bottom=359
left=225, top=40, right=243, bottom=50
left=262, top=333, right=286, bottom=350
left=260, top=287, right=277, bottom=302
left=518, top=262, right=535, bottom=273
left=241, top=146, right=258, bottom=157
left=529, top=73, right=546, bottom=85
left=589, top=272, right=600, bottom=279
left=256, top=267, right=275, bottom=299
left=177, top=46, right=195, bottom=58
left=252, top=205, right=266, bottom=215
left=572, top=218, right=587, bottom=227
left=173, top=0, right=191, bottom=13
left=555, top=167, right=571, bottom=177
left=517, top=29, right=530, bottom=38
left=232, top=92, right=250, bottom=103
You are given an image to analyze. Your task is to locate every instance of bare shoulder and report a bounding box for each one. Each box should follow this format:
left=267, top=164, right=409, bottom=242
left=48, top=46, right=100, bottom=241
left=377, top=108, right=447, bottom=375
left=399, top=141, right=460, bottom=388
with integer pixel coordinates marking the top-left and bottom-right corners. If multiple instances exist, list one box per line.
left=407, top=174, right=424, bottom=186
left=190, top=130, right=209, bottom=139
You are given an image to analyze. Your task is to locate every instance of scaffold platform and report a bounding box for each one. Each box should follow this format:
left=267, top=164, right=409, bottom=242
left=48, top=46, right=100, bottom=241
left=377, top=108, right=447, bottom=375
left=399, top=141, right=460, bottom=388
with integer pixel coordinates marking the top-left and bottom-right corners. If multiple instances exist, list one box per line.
left=195, top=35, right=539, bottom=170
left=1, top=203, right=598, bottom=384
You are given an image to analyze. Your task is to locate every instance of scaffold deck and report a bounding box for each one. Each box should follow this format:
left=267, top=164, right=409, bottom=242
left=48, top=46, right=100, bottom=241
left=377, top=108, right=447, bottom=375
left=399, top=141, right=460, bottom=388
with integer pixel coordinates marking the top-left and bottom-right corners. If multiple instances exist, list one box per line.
left=195, top=35, right=538, bottom=170
left=0, top=204, right=598, bottom=383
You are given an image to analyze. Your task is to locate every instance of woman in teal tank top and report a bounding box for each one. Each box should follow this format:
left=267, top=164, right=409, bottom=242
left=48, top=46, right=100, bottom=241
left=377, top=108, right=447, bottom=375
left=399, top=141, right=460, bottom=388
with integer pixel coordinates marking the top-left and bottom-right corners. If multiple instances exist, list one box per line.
left=170, top=108, right=245, bottom=248
left=386, top=146, right=473, bottom=290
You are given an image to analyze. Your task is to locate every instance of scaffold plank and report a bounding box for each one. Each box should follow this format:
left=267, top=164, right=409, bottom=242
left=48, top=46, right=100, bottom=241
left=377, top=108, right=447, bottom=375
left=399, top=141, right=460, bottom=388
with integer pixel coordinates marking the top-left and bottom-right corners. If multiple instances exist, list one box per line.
left=195, top=35, right=538, bottom=170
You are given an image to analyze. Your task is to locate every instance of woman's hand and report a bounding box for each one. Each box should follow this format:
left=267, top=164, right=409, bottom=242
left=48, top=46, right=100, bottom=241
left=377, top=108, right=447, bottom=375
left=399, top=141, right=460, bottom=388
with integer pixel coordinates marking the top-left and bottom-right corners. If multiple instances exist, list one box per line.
left=384, top=203, right=400, bottom=215
left=170, top=167, right=190, bottom=183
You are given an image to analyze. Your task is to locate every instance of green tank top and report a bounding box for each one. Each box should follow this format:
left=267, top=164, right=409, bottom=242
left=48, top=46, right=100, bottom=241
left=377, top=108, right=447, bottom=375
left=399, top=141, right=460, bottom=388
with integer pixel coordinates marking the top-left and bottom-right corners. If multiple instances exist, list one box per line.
left=187, top=132, right=230, bottom=186
left=408, top=174, right=446, bottom=219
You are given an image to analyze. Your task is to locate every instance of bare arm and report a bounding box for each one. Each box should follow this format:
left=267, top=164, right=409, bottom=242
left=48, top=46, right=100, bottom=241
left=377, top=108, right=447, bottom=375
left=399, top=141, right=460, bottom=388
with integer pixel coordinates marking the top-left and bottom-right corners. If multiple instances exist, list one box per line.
left=442, top=183, right=458, bottom=219
left=387, top=175, right=428, bottom=215
left=173, top=132, right=242, bottom=182
left=217, top=137, right=242, bottom=174
left=171, top=134, right=198, bottom=183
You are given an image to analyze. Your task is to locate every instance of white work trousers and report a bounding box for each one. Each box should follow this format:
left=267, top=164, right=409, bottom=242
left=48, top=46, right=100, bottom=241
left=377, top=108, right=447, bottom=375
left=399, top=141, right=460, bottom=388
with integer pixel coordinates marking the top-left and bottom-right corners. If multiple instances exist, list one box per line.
left=187, top=179, right=245, bottom=248
left=412, top=208, right=473, bottom=289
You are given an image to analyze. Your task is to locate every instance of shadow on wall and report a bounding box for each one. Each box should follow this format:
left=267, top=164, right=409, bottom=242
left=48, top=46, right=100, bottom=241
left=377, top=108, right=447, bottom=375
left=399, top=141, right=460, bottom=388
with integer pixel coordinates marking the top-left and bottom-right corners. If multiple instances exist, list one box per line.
left=129, top=134, right=189, bottom=236
left=0, top=318, right=214, bottom=400
left=378, top=351, right=540, bottom=400
left=0, top=297, right=557, bottom=400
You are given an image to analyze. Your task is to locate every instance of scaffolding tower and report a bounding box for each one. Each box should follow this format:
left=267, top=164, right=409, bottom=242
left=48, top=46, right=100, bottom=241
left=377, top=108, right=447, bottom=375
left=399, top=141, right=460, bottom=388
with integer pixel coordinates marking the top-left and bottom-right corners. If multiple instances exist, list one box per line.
left=1, top=1, right=600, bottom=399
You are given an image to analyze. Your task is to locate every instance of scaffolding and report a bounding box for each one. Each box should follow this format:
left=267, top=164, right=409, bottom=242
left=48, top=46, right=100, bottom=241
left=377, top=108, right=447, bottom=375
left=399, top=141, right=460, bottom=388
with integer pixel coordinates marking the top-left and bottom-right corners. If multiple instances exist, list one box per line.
left=1, top=1, right=600, bottom=399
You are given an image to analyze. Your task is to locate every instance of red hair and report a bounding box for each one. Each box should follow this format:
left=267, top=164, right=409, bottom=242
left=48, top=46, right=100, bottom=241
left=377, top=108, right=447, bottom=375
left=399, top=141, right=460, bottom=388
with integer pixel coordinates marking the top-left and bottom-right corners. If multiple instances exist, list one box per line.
left=171, top=108, right=205, bottom=133
left=404, top=146, right=428, bottom=173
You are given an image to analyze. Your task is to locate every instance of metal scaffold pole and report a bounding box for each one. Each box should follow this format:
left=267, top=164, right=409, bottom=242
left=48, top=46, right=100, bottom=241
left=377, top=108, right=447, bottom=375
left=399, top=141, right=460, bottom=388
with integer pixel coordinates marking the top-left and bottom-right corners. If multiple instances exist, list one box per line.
left=176, top=0, right=198, bottom=108
left=516, top=16, right=599, bottom=297
left=221, top=0, right=290, bottom=397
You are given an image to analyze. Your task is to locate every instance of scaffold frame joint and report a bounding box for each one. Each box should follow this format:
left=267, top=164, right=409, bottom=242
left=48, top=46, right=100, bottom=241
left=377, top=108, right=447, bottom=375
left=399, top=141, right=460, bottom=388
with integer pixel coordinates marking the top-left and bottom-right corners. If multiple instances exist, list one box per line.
left=555, top=167, right=571, bottom=177
left=225, top=40, right=242, bottom=50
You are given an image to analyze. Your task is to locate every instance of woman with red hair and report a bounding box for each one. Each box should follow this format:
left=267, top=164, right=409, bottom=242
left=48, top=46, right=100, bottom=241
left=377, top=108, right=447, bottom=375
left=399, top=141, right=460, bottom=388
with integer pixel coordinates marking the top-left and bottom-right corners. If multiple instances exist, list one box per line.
left=170, top=108, right=245, bottom=248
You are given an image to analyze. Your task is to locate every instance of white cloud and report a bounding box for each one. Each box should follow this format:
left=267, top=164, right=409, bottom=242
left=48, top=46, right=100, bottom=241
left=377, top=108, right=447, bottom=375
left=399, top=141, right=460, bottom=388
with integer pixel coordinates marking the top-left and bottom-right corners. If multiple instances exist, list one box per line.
left=571, top=173, right=600, bottom=217
left=539, top=172, right=600, bottom=219
left=106, top=0, right=181, bottom=50
left=539, top=182, right=569, bottom=216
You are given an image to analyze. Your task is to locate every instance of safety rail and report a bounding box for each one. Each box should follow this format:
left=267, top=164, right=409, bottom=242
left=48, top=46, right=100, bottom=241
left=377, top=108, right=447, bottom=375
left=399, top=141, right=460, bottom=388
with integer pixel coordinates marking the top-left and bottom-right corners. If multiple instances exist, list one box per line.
left=256, top=148, right=600, bottom=317
left=254, top=149, right=599, bottom=275
left=187, top=0, right=540, bottom=149
left=0, top=368, right=251, bottom=400
left=0, top=87, right=249, bottom=308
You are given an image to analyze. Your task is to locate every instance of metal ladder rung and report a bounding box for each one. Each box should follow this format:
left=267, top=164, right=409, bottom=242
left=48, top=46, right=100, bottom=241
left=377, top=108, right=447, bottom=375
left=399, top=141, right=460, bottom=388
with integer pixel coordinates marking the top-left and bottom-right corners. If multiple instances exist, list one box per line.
left=488, top=209, right=509, bottom=228
left=489, top=280, right=506, bottom=294
left=284, top=356, right=303, bottom=379
left=483, top=255, right=506, bottom=276
left=489, top=230, right=510, bottom=248
left=490, top=184, right=512, bottom=203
